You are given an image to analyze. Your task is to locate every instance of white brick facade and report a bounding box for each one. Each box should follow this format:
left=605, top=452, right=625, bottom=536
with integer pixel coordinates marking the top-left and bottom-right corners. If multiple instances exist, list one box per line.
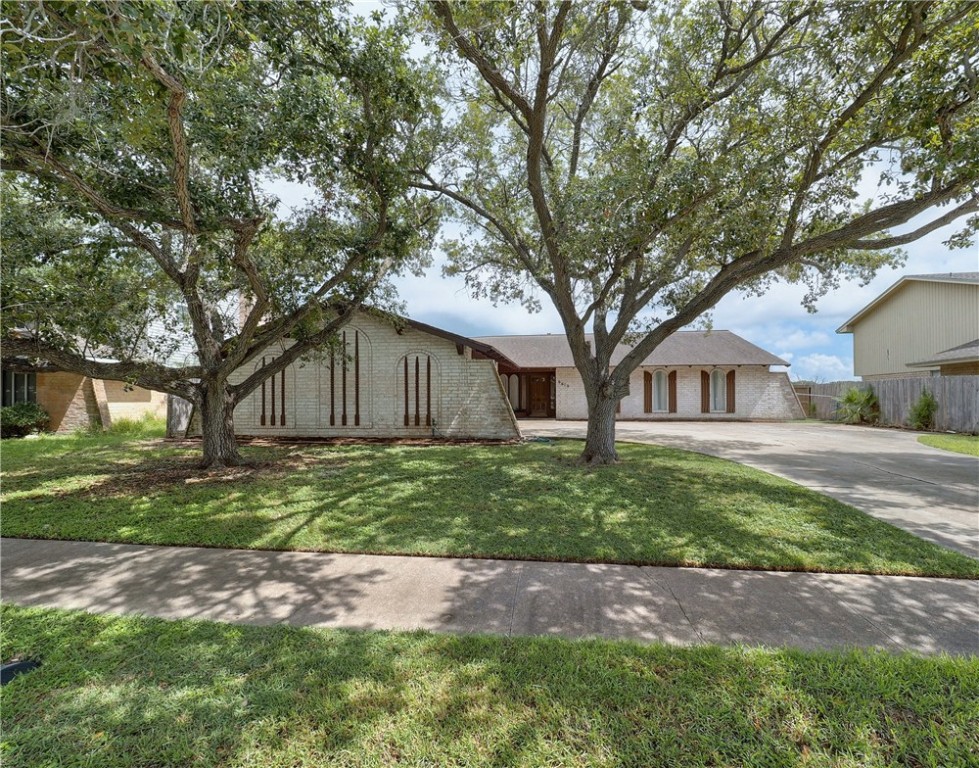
left=229, top=313, right=520, bottom=440
left=554, top=365, right=803, bottom=420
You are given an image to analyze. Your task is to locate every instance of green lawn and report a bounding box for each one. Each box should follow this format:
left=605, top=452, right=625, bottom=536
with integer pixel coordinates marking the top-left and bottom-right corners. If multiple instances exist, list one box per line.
left=919, top=433, right=979, bottom=457
left=2, top=605, right=977, bottom=768
left=2, top=433, right=976, bottom=577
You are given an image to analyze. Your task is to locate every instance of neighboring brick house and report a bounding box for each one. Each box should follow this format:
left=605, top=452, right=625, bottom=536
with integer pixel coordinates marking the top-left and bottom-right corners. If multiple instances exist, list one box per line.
left=1, top=366, right=167, bottom=432
left=836, top=272, right=979, bottom=380
left=226, top=311, right=521, bottom=440
left=475, top=331, right=804, bottom=421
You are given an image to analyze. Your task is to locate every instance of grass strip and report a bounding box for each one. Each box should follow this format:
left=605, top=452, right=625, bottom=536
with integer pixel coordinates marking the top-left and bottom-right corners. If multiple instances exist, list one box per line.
left=2, top=604, right=978, bottom=768
left=918, top=433, right=979, bottom=457
left=2, top=433, right=976, bottom=577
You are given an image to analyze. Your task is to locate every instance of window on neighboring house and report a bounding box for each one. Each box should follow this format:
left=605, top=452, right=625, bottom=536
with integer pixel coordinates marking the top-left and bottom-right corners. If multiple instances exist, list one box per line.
left=2, top=370, right=36, bottom=407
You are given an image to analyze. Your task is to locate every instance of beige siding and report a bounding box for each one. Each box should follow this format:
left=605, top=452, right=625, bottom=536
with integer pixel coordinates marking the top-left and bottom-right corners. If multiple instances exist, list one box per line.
left=852, top=281, right=979, bottom=378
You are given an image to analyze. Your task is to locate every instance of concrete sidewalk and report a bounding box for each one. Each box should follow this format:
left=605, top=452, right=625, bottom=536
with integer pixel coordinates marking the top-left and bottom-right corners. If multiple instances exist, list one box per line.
left=2, top=538, right=976, bottom=656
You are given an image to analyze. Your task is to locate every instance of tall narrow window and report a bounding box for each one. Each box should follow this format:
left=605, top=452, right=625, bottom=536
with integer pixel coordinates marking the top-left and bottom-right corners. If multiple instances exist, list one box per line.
left=710, top=369, right=727, bottom=412
left=507, top=374, right=520, bottom=408
left=653, top=370, right=668, bottom=412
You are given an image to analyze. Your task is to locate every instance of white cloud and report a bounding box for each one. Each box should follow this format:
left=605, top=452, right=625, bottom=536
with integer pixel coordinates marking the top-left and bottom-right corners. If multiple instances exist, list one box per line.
left=791, top=353, right=855, bottom=382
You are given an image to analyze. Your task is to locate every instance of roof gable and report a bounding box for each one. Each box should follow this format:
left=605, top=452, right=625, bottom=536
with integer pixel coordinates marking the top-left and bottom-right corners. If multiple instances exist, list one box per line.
left=836, top=272, right=979, bottom=333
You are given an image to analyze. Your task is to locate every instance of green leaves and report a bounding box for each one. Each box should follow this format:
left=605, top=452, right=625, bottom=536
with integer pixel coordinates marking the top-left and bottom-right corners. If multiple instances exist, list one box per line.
left=1, top=0, right=438, bottom=376
left=418, top=0, right=979, bottom=344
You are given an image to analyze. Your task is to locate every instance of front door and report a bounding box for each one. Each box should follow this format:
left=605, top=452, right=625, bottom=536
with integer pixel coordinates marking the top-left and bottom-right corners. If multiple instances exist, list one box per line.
left=528, top=375, right=551, bottom=417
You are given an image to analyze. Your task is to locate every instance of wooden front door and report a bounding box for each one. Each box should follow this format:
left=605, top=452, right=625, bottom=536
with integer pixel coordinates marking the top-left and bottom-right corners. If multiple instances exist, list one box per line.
left=528, top=374, right=551, bottom=417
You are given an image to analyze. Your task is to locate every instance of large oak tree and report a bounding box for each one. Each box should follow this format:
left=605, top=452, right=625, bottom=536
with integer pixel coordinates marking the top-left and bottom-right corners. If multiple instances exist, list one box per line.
left=1, top=1, right=439, bottom=466
left=414, top=0, right=979, bottom=463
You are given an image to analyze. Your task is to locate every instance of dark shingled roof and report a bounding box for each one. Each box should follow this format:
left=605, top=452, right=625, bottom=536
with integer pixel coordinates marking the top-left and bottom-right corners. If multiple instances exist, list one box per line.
left=474, top=330, right=789, bottom=369
left=908, top=338, right=979, bottom=367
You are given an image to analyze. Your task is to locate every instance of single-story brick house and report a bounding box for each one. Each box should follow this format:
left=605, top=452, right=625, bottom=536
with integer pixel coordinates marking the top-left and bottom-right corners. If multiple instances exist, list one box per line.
left=2, top=365, right=166, bottom=432
left=225, top=311, right=521, bottom=440
left=170, top=314, right=803, bottom=438
left=477, top=330, right=804, bottom=421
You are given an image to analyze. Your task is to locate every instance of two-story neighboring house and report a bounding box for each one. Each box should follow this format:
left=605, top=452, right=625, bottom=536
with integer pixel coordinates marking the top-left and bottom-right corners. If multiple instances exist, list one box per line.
left=836, top=272, right=979, bottom=380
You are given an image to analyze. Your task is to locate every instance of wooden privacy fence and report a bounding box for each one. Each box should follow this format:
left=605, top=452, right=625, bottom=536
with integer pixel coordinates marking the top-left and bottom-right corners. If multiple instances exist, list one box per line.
left=795, top=376, right=979, bottom=434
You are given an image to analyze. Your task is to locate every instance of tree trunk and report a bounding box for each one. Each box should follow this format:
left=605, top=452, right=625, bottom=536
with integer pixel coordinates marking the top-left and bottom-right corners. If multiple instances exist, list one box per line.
left=199, top=379, right=242, bottom=468
left=580, top=388, right=619, bottom=465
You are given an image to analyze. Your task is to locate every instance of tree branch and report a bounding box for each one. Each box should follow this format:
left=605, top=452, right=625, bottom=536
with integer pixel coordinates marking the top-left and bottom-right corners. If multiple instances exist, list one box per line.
left=2, top=335, right=201, bottom=401
left=140, top=52, right=198, bottom=233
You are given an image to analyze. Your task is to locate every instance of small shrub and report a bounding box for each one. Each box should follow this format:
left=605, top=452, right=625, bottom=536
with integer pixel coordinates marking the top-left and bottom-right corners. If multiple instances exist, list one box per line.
left=108, top=413, right=167, bottom=437
left=836, top=386, right=879, bottom=424
left=909, top=389, right=938, bottom=430
left=81, top=413, right=166, bottom=438
left=0, top=402, right=50, bottom=438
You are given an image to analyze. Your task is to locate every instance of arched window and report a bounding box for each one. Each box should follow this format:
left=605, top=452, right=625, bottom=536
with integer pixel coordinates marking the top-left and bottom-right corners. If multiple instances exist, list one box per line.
left=710, top=369, right=726, bottom=412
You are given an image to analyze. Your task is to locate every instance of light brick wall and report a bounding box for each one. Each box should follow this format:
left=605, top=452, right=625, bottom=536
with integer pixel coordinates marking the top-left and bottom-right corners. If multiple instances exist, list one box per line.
left=102, top=381, right=167, bottom=422
left=555, top=366, right=803, bottom=420
left=228, top=314, right=519, bottom=440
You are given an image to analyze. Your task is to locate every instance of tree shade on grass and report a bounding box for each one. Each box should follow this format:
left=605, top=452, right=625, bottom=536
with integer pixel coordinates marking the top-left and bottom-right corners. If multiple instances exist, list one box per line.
left=2, top=434, right=976, bottom=578
left=1, top=605, right=977, bottom=768
left=918, top=434, right=979, bottom=457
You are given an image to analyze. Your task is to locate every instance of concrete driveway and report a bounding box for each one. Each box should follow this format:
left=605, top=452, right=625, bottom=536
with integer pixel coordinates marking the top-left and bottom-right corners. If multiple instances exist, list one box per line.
left=520, top=420, right=979, bottom=558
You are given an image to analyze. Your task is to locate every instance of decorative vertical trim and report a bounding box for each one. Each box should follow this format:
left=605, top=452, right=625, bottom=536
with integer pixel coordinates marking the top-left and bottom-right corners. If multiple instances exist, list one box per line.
left=341, top=331, right=348, bottom=426
left=329, top=350, right=335, bottom=426
left=403, top=356, right=409, bottom=426
left=270, top=363, right=276, bottom=425
left=425, top=355, right=431, bottom=426
left=643, top=371, right=652, bottom=413
left=280, top=368, right=286, bottom=426
left=668, top=370, right=677, bottom=413
left=700, top=370, right=710, bottom=414
left=260, top=357, right=267, bottom=426
left=414, top=356, right=420, bottom=426
left=726, top=369, right=736, bottom=414
left=354, top=331, right=360, bottom=426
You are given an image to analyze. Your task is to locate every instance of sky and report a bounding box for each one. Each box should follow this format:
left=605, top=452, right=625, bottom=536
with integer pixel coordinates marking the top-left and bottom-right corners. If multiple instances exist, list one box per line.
left=272, top=1, right=979, bottom=382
